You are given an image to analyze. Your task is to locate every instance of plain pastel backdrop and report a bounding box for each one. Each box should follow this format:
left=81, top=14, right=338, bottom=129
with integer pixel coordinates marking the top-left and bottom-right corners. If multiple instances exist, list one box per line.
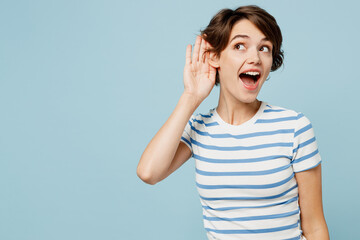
left=0, top=0, right=358, bottom=239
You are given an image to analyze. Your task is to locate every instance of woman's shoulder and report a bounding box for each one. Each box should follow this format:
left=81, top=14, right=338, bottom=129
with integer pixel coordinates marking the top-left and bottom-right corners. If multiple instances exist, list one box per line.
left=262, top=102, right=314, bottom=129
left=188, top=108, right=219, bottom=129
left=264, top=102, right=302, bottom=117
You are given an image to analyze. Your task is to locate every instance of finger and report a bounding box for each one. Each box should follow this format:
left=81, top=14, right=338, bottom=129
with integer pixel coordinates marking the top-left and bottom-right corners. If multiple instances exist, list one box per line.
left=202, top=51, right=209, bottom=75
left=199, top=37, right=206, bottom=63
left=202, top=47, right=212, bottom=75
left=185, top=44, right=192, bottom=65
left=208, top=52, right=217, bottom=82
left=205, top=40, right=211, bottom=51
left=204, top=41, right=211, bottom=61
left=209, top=66, right=217, bottom=82
left=201, top=50, right=209, bottom=75
left=192, top=35, right=201, bottom=63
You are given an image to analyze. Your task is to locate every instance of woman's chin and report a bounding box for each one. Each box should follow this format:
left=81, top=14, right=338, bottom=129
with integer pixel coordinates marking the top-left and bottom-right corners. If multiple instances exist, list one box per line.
left=243, top=98, right=258, bottom=104
left=239, top=88, right=261, bottom=102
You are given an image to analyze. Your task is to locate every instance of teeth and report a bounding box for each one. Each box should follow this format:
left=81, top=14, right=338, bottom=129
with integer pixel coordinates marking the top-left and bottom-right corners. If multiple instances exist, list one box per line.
left=243, top=71, right=260, bottom=76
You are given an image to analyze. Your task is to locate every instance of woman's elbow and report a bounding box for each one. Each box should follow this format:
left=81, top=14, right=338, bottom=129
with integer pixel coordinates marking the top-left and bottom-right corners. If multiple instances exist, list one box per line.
left=136, top=165, right=158, bottom=185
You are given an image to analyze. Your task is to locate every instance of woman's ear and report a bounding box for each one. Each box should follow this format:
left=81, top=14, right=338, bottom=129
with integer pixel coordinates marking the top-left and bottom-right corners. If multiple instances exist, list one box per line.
left=208, top=52, right=220, bottom=68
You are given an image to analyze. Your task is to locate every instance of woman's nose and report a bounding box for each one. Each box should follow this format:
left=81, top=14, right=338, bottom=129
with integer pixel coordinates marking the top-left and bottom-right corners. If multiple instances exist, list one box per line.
left=246, top=49, right=261, bottom=65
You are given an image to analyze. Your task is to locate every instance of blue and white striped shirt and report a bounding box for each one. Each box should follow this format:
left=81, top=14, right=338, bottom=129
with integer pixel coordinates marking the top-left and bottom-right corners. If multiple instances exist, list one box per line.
left=180, top=101, right=321, bottom=240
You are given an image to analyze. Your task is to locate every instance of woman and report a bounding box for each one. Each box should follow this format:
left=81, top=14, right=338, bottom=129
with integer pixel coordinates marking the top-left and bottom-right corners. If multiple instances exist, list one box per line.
left=137, top=5, right=329, bottom=240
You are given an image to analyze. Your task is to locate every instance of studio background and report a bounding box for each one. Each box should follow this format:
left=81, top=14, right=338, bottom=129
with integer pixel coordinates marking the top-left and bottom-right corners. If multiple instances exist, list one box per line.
left=1, top=0, right=358, bottom=239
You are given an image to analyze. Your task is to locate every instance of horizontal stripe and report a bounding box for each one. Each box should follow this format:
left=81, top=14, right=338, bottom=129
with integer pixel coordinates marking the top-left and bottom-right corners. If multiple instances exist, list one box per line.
left=293, top=149, right=319, bottom=164
left=294, top=123, right=312, bottom=138
left=196, top=163, right=291, bottom=176
left=193, top=118, right=219, bottom=127
left=206, top=122, right=220, bottom=127
left=191, top=139, right=293, bottom=151
left=203, top=208, right=299, bottom=221
left=256, top=116, right=298, bottom=123
left=199, top=113, right=213, bottom=118
left=199, top=184, right=297, bottom=201
left=264, top=109, right=285, bottom=112
left=180, top=136, right=191, bottom=148
left=293, top=137, right=316, bottom=154
left=202, top=196, right=299, bottom=211
left=294, top=160, right=322, bottom=173
left=186, top=119, right=193, bottom=129
left=205, top=220, right=299, bottom=234
left=196, top=173, right=294, bottom=189
left=193, top=153, right=292, bottom=164
left=296, top=112, right=305, bottom=119
left=190, top=121, right=294, bottom=139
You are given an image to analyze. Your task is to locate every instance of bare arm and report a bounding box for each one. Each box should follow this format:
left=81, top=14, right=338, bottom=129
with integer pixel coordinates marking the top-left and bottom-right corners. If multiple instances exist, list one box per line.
left=136, top=36, right=216, bottom=185
left=137, top=93, right=199, bottom=185
left=295, top=164, right=330, bottom=240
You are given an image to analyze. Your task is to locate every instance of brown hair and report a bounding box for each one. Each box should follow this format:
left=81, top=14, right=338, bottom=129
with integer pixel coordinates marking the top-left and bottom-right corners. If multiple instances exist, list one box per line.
left=201, top=5, right=284, bottom=86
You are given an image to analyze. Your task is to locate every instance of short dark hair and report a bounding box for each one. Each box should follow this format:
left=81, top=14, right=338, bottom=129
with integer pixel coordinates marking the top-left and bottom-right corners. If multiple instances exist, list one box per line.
left=200, top=5, right=284, bottom=86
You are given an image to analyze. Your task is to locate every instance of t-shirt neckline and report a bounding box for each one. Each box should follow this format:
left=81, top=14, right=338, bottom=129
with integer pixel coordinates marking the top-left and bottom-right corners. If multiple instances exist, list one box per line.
left=211, top=101, right=267, bottom=131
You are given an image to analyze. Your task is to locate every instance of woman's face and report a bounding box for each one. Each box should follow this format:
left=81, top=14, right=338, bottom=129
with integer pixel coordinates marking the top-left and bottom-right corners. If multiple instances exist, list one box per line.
left=211, top=19, right=273, bottom=103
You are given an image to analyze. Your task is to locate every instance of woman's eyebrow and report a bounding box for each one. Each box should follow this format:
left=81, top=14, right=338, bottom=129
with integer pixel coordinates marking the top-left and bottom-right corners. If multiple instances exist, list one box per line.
left=230, top=34, right=270, bottom=43
left=230, top=34, right=249, bottom=42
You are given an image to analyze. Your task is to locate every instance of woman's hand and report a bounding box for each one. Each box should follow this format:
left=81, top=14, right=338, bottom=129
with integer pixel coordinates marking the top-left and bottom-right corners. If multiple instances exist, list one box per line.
left=183, top=35, right=217, bottom=105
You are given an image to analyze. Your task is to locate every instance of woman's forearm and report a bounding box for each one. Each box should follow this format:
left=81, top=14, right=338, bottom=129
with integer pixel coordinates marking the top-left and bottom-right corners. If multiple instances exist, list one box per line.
left=137, top=93, right=200, bottom=184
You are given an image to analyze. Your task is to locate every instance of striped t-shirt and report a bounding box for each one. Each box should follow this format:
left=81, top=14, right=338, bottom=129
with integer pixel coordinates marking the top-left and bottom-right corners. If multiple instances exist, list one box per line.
left=180, top=101, right=321, bottom=240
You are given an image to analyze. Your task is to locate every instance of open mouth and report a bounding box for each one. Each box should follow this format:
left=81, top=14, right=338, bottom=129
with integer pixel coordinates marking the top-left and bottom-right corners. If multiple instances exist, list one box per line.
left=239, top=70, right=261, bottom=90
left=239, top=71, right=261, bottom=85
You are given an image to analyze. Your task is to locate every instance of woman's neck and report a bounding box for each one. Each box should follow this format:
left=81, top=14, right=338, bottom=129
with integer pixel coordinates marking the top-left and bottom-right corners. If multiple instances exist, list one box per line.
left=216, top=91, right=261, bottom=126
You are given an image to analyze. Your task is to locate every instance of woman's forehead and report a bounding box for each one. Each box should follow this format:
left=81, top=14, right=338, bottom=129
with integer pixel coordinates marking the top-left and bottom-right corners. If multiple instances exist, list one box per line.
left=229, top=19, right=270, bottom=43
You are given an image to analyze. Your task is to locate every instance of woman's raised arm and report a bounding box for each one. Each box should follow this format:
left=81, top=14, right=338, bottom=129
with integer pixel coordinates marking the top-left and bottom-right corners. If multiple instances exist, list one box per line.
left=136, top=36, right=216, bottom=185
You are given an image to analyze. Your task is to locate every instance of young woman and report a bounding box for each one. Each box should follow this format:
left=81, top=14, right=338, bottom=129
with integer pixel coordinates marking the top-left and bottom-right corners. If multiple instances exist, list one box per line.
left=137, top=5, right=329, bottom=240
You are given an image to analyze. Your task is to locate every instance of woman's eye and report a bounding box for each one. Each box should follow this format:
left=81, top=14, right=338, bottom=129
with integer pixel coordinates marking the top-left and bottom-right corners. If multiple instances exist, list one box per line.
left=260, top=46, right=270, bottom=52
left=235, top=43, right=245, bottom=50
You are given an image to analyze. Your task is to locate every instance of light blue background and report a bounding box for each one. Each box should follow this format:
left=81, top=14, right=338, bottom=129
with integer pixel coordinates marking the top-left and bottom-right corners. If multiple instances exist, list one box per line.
left=1, top=0, right=358, bottom=239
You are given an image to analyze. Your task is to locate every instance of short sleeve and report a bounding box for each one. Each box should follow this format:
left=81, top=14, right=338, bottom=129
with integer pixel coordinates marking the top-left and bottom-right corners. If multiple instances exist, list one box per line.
left=180, top=114, right=195, bottom=156
left=291, top=113, right=322, bottom=173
